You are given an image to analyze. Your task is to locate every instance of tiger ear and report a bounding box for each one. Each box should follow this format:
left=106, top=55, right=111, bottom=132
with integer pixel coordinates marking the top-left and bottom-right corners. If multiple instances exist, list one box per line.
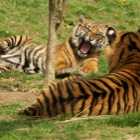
left=79, top=15, right=87, bottom=23
left=106, top=27, right=117, bottom=45
left=137, top=28, right=140, bottom=35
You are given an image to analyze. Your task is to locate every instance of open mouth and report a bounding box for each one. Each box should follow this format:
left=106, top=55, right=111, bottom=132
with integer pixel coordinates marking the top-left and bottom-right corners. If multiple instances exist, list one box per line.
left=80, top=41, right=91, bottom=54
left=77, top=40, right=100, bottom=57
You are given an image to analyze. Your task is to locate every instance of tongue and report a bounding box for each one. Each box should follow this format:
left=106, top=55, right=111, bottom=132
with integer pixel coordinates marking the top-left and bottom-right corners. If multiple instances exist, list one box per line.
left=80, top=41, right=91, bottom=54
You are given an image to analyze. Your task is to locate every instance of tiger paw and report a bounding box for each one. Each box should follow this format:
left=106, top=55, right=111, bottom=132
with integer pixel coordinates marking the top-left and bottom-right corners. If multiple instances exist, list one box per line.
left=78, top=69, right=88, bottom=76
left=25, top=68, right=35, bottom=74
left=78, top=66, right=98, bottom=76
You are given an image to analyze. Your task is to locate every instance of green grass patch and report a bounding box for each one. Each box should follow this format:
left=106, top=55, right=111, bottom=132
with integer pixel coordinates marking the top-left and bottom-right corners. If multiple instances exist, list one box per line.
left=1, top=109, right=140, bottom=140
left=0, top=71, right=44, bottom=91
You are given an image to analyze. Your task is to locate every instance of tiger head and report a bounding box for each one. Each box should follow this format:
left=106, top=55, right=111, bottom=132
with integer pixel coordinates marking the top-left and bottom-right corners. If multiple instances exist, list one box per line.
left=70, top=15, right=108, bottom=57
left=105, top=27, right=140, bottom=72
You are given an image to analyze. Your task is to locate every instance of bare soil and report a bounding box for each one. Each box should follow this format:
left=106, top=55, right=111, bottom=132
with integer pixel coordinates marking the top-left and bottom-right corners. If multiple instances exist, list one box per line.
left=0, top=89, right=39, bottom=105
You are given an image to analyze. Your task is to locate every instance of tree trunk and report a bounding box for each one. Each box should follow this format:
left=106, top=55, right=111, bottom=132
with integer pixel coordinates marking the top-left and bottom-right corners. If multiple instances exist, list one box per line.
left=44, top=0, right=68, bottom=86
left=44, top=0, right=56, bottom=86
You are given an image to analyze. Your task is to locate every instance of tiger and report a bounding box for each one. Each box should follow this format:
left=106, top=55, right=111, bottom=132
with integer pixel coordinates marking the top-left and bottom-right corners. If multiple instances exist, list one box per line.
left=0, top=35, right=34, bottom=55
left=0, top=15, right=108, bottom=76
left=0, top=35, right=35, bottom=73
left=18, top=27, right=140, bottom=117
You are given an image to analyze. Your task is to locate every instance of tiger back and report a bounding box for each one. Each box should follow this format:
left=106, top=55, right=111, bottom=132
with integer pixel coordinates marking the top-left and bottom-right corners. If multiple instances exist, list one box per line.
left=18, top=27, right=140, bottom=117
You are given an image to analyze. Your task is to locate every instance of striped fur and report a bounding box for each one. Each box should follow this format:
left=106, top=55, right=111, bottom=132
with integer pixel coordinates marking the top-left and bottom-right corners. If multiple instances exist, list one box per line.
left=0, top=36, right=35, bottom=73
left=0, top=15, right=108, bottom=76
left=18, top=27, right=140, bottom=117
left=0, top=35, right=33, bottom=55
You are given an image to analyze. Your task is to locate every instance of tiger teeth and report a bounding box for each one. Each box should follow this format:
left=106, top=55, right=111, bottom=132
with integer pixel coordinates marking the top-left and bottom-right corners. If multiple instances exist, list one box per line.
left=90, top=40, right=96, bottom=45
left=85, top=36, right=89, bottom=41
left=77, top=50, right=87, bottom=57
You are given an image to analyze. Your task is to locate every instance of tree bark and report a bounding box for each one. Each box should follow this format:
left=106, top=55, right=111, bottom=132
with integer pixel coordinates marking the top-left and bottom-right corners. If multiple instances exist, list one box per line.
left=44, top=0, right=68, bottom=86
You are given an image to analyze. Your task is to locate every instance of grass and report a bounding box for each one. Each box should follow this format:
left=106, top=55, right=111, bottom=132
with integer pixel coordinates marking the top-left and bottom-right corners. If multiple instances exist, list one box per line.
left=1, top=106, right=140, bottom=140
left=0, top=71, right=44, bottom=91
left=0, top=0, right=140, bottom=139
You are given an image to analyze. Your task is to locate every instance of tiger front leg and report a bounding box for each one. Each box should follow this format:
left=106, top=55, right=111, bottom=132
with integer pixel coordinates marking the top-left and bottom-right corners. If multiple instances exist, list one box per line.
left=78, top=59, right=99, bottom=76
left=56, top=65, right=76, bottom=77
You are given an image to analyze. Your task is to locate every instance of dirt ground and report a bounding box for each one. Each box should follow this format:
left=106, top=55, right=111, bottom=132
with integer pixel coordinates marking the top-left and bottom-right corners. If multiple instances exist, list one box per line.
left=0, top=89, right=39, bottom=105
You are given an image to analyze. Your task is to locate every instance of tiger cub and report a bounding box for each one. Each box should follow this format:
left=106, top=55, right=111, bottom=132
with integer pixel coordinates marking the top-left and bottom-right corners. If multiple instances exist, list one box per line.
left=0, top=15, right=108, bottom=76
left=0, top=35, right=33, bottom=55
left=18, top=27, right=140, bottom=117
left=0, top=35, right=35, bottom=73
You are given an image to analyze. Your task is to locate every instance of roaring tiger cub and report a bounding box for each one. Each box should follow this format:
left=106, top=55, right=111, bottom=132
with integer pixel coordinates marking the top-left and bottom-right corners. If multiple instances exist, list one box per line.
left=0, top=15, right=108, bottom=76
left=18, top=27, right=140, bottom=117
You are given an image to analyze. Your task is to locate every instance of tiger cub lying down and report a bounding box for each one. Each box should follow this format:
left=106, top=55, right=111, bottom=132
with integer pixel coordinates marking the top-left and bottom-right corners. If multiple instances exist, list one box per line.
left=0, top=36, right=34, bottom=73
left=0, top=15, right=108, bottom=76
left=18, top=27, right=140, bottom=117
left=0, top=35, right=34, bottom=55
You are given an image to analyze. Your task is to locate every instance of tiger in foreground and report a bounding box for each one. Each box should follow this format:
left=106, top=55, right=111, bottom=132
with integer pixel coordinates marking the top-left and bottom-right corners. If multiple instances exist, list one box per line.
left=18, top=27, right=140, bottom=117
left=0, top=15, right=108, bottom=76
